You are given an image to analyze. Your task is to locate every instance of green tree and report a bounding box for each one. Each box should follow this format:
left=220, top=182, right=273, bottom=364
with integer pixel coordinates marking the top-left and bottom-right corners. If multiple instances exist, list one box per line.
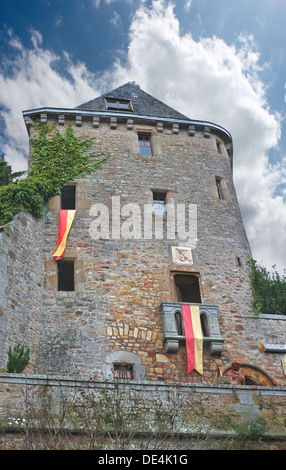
left=249, top=258, right=286, bottom=315
left=0, top=155, right=26, bottom=186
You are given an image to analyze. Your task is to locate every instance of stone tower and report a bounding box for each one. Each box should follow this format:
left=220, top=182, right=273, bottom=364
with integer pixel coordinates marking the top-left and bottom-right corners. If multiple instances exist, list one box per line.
left=2, top=82, right=285, bottom=386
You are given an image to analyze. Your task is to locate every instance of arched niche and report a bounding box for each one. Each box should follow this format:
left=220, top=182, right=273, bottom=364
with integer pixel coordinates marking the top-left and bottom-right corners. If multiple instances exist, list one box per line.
left=223, top=363, right=277, bottom=386
left=102, top=350, right=146, bottom=380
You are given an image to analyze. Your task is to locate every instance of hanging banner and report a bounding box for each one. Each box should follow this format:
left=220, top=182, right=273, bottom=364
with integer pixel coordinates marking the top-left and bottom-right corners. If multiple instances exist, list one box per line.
left=182, top=304, right=203, bottom=375
left=53, top=210, right=76, bottom=260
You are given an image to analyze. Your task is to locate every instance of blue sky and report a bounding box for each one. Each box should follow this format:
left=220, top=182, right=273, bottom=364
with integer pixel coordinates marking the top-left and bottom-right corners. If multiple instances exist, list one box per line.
left=0, top=0, right=286, bottom=272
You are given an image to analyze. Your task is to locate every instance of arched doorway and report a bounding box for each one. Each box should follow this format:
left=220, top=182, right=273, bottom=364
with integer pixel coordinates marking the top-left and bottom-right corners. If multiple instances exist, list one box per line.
left=223, top=363, right=276, bottom=386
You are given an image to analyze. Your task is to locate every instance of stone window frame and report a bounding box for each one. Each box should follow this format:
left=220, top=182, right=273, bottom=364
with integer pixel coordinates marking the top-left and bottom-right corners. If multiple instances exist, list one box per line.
left=44, top=252, right=86, bottom=293
left=57, top=258, right=75, bottom=292
left=102, top=351, right=146, bottom=380
left=172, top=272, right=202, bottom=304
left=216, top=139, right=224, bottom=154
left=170, top=270, right=202, bottom=303
left=138, top=132, right=153, bottom=157
left=214, top=176, right=232, bottom=202
left=47, top=183, right=77, bottom=211
left=215, top=176, right=224, bottom=200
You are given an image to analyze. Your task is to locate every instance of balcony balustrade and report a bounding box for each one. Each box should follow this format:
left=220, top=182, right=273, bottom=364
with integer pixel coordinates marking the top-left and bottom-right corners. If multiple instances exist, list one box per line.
left=160, top=302, right=224, bottom=356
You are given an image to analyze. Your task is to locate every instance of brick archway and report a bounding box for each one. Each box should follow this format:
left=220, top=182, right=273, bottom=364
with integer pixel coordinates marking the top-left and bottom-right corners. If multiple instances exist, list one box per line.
left=223, top=363, right=276, bottom=386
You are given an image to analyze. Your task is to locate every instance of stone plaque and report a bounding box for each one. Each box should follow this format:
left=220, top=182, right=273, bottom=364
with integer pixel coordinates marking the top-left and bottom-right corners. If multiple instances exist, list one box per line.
left=171, top=246, right=193, bottom=265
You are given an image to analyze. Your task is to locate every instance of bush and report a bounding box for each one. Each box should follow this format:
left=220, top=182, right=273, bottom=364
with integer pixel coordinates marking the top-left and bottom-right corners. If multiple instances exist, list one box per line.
left=6, top=343, right=30, bottom=373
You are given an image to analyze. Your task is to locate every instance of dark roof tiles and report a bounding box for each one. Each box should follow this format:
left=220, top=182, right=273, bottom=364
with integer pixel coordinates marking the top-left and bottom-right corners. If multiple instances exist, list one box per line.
left=75, top=82, right=190, bottom=121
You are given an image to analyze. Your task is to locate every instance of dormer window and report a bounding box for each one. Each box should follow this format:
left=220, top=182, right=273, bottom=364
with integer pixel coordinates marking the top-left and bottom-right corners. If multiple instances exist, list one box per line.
left=105, top=98, right=134, bottom=111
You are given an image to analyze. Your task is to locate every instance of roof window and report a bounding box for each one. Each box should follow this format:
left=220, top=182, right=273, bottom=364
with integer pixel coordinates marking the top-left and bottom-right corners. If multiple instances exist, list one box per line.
left=105, top=98, right=134, bottom=111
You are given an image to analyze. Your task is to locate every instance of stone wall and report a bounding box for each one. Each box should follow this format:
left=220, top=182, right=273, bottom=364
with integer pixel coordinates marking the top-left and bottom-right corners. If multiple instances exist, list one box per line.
left=0, top=373, right=285, bottom=450
left=0, top=213, right=43, bottom=371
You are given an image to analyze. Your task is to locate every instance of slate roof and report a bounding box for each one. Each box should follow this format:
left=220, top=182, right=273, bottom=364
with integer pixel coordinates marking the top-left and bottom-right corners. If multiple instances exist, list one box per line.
left=75, top=82, right=191, bottom=121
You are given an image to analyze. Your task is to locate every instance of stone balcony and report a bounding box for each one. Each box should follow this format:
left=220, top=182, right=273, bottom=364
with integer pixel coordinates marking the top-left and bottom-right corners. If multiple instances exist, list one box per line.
left=160, top=302, right=224, bottom=356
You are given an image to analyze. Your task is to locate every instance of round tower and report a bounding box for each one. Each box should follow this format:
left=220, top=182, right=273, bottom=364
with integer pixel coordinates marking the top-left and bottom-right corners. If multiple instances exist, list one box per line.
left=23, top=82, right=256, bottom=383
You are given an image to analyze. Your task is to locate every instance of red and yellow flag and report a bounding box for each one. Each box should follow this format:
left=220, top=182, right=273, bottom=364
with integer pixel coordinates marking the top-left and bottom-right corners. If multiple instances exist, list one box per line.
left=182, top=304, right=203, bottom=375
left=53, top=210, right=76, bottom=260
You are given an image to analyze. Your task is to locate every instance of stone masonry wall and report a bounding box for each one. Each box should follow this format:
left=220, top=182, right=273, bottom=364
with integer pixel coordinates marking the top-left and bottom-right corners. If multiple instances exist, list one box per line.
left=0, top=374, right=285, bottom=450
left=0, top=212, right=43, bottom=371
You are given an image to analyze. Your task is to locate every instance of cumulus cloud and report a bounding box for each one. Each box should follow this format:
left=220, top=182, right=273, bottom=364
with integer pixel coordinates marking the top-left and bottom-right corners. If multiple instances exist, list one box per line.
left=0, top=28, right=101, bottom=172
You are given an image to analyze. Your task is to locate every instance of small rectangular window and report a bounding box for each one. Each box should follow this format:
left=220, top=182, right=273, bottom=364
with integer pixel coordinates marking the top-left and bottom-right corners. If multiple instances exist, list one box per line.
left=61, top=186, right=76, bottom=210
left=153, top=191, right=167, bottom=215
left=138, top=133, right=152, bottom=157
left=216, top=140, right=222, bottom=154
left=215, top=177, right=224, bottom=200
left=58, top=260, right=74, bottom=291
left=113, top=364, right=133, bottom=380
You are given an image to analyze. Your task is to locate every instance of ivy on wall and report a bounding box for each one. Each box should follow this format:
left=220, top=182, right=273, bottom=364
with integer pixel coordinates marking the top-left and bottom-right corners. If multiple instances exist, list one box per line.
left=0, top=123, right=107, bottom=226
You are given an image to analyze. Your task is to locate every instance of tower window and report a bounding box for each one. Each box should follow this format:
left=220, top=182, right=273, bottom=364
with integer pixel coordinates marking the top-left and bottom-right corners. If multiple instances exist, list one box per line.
left=113, top=364, right=133, bottom=380
left=215, top=177, right=224, bottom=200
left=138, top=133, right=152, bottom=157
left=58, top=260, right=74, bottom=291
left=173, top=274, right=201, bottom=303
left=61, top=185, right=76, bottom=210
left=153, top=191, right=167, bottom=215
left=216, top=140, right=222, bottom=154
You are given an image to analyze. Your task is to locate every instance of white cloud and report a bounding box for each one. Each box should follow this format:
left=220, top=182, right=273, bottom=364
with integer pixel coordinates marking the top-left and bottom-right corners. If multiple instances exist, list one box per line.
left=184, top=0, right=192, bottom=12
left=90, top=0, right=132, bottom=7
left=110, top=10, right=121, bottom=26
left=0, top=30, right=101, bottom=172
